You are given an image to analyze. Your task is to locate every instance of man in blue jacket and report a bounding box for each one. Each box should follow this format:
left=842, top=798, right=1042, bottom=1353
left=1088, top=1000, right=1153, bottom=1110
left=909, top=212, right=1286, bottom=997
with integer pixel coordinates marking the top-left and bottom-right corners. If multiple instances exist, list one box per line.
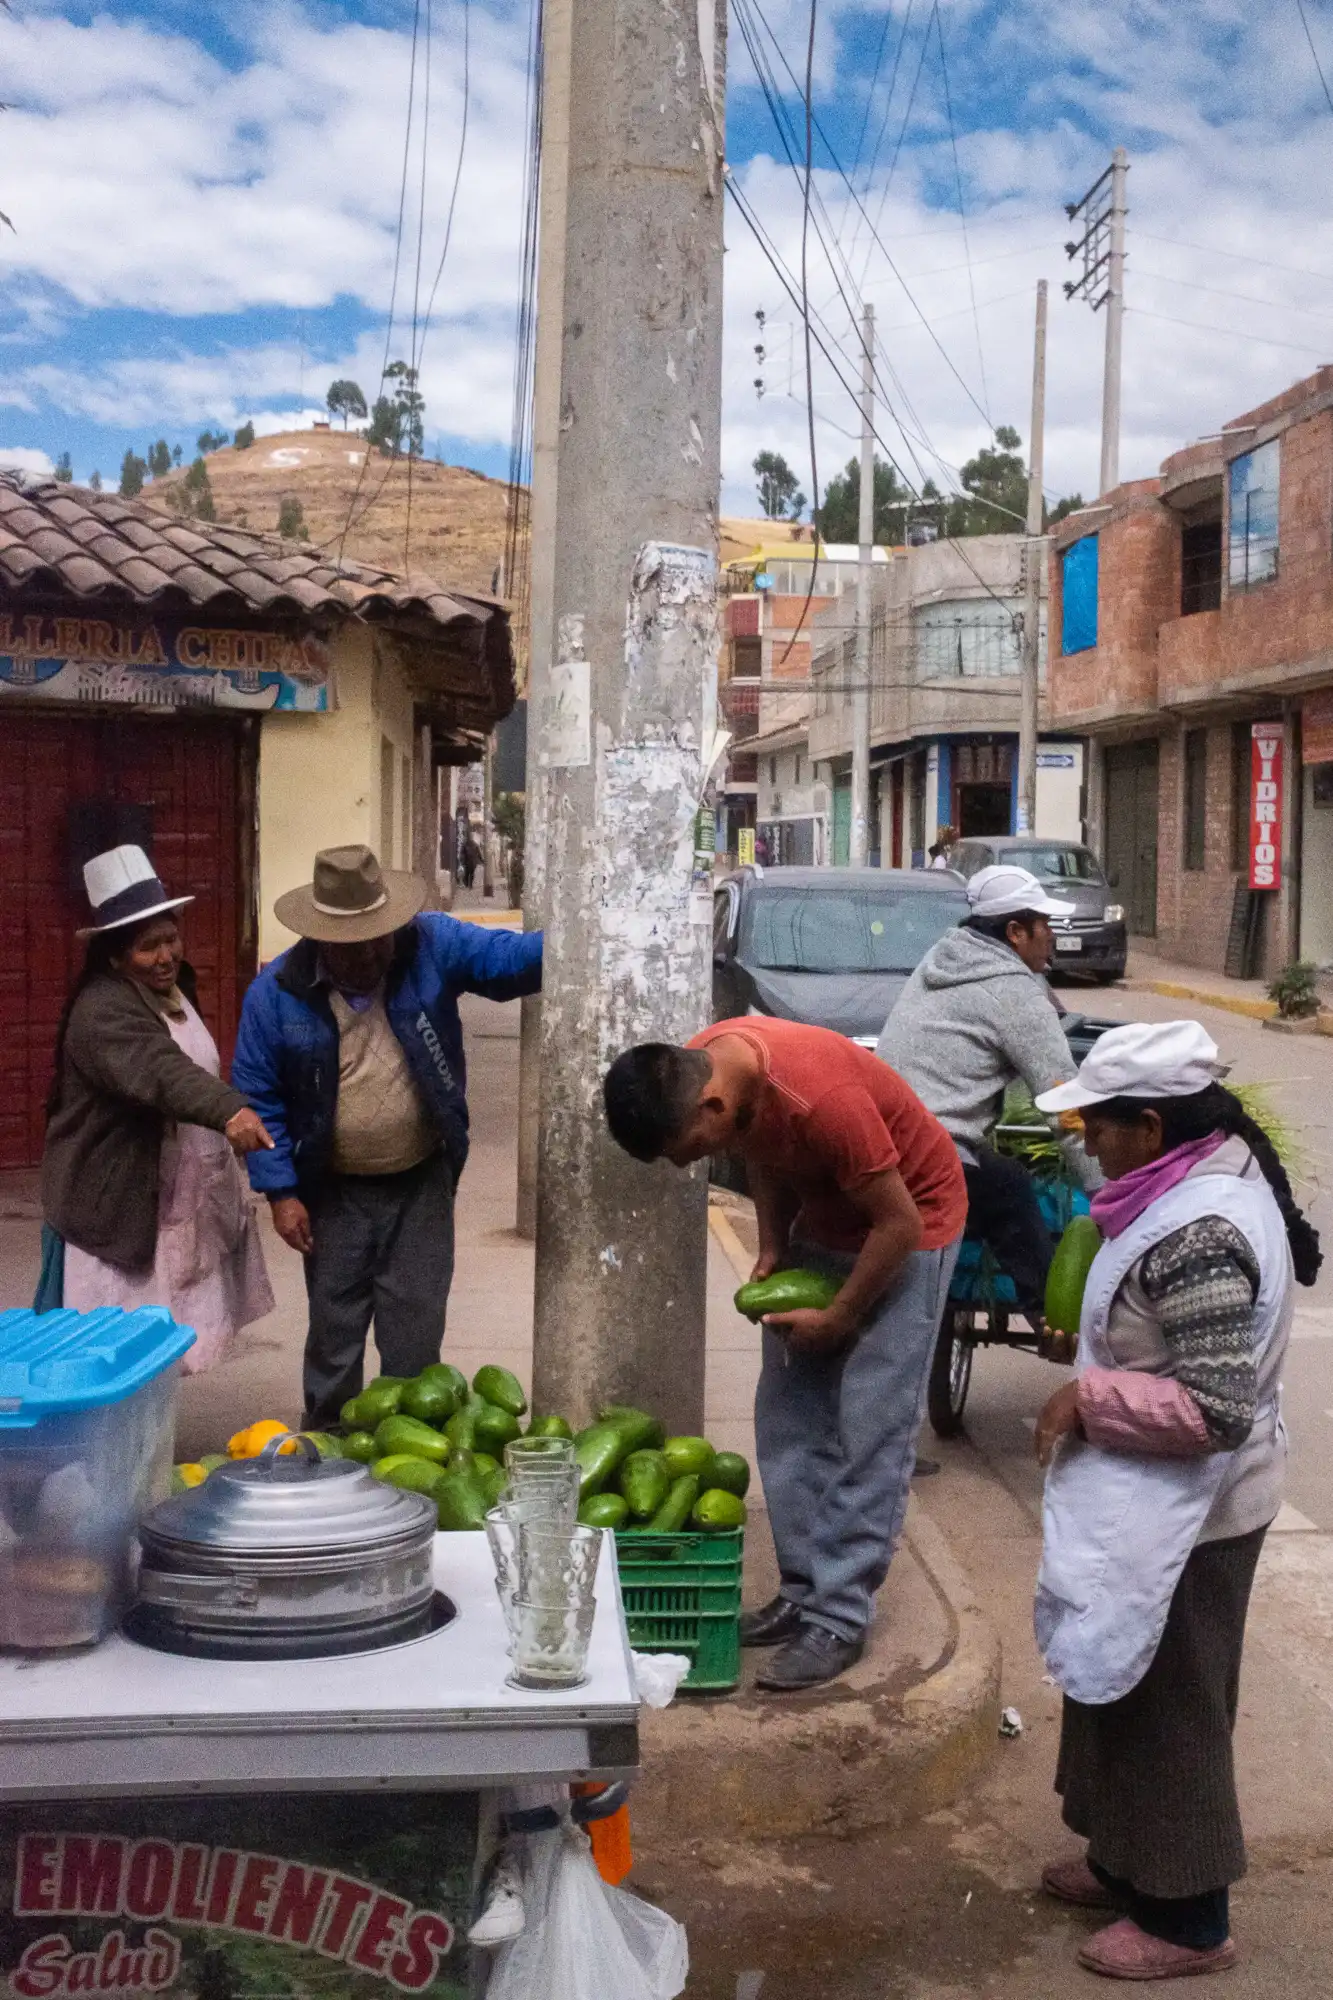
left=233, top=844, right=541, bottom=1426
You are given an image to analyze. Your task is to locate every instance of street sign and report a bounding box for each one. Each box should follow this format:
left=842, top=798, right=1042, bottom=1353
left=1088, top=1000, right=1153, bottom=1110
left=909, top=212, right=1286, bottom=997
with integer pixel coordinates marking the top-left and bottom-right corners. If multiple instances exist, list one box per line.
left=1249, top=721, right=1284, bottom=891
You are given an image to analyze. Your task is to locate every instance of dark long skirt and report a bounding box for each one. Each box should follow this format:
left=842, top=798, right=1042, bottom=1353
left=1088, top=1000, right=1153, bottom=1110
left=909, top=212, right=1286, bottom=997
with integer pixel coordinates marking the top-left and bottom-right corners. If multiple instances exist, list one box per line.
left=1055, top=1521, right=1268, bottom=1901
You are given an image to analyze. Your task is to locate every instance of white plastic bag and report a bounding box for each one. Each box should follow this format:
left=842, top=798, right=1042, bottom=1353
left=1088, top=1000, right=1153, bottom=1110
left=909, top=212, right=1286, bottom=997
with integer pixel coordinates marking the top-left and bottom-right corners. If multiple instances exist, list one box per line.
left=631, top=1651, right=692, bottom=1709
left=485, top=1825, right=688, bottom=2000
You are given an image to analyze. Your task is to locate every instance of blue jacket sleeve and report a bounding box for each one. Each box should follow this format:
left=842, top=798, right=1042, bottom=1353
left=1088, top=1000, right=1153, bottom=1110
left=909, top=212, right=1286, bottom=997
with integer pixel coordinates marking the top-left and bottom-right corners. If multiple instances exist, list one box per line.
left=230, top=975, right=300, bottom=1196
left=426, top=914, right=543, bottom=1002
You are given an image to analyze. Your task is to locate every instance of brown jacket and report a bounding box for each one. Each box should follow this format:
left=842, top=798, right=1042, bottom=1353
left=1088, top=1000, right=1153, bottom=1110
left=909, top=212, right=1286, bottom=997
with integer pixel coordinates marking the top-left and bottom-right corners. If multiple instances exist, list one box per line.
left=42, top=972, right=244, bottom=1270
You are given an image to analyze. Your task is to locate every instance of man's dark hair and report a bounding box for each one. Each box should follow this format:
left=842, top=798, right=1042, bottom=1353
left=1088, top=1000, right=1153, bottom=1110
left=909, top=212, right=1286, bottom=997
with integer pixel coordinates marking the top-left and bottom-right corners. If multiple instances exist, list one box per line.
left=603, top=1043, right=712, bottom=1162
left=963, top=908, right=1043, bottom=944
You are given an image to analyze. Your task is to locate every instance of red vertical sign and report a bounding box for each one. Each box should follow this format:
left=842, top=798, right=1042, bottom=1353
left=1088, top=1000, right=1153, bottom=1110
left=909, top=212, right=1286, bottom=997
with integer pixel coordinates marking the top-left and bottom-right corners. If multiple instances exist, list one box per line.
left=1249, top=722, right=1284, bottom=890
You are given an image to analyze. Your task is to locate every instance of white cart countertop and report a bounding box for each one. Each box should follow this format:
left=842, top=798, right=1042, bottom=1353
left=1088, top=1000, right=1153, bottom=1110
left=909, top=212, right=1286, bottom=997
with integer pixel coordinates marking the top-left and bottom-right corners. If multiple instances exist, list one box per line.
left=0, top=1536, right=639, bottom=1800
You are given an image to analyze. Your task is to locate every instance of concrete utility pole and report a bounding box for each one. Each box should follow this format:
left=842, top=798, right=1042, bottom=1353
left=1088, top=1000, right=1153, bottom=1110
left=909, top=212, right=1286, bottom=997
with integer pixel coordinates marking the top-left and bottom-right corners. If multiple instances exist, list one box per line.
left=1064, top=146, right=1128, bottom=497
left=515, top=0, right=574, bottom=1238
left=1017, top=279, right=1047, bottom=837
left=529, top=0, right=725, bottom=1432
left=849, top=302, right=875, bottom=869
left=1101, top=148, right=1128, bottom=495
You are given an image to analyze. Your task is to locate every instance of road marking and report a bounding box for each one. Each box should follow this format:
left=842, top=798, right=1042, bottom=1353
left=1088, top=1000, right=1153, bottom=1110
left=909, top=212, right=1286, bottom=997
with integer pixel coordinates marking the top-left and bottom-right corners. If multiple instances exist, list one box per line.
left=1270, top=1501, right=1320, bottom=1533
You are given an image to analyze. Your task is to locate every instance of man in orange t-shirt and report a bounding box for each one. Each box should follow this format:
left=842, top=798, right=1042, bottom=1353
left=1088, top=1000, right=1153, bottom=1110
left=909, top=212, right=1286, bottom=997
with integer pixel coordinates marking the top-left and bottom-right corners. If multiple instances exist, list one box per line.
left=603, top=1017, right=965, bottom=1691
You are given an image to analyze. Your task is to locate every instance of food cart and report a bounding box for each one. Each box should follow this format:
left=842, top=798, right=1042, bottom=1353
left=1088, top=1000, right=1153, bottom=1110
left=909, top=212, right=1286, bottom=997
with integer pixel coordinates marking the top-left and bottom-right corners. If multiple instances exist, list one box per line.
left=0, top=1306, right=645, bottom=1999
left=0, top=1534, right=640, bottom=2000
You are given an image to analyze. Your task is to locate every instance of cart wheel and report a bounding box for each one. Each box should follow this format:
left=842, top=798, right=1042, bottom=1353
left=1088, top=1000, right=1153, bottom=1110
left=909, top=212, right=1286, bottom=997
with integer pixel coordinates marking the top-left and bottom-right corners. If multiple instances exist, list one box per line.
left=927, top=1307, right=974, bottom=1439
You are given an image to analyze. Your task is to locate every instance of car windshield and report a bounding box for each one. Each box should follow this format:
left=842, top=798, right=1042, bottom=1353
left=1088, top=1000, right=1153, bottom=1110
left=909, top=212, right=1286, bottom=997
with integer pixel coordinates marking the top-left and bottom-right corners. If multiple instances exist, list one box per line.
left=997, top=845, right=1104, bottom=884
left=741, top=888, right=965, bottom=973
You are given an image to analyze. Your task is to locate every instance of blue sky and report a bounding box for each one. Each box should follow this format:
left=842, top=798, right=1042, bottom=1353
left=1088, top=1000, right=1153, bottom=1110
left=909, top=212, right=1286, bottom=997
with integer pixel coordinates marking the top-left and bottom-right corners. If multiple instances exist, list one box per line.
left=2, top=0, right=1333, bottom=516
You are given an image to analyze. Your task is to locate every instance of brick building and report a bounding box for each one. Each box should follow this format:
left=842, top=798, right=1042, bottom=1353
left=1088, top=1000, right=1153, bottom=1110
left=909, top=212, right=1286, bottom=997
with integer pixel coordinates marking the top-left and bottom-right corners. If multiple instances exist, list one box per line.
left=1048, top=367, right=1333, bottom=977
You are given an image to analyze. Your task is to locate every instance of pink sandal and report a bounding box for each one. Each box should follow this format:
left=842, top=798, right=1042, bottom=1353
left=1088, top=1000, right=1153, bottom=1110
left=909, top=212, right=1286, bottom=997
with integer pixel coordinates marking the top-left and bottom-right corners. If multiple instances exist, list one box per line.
left=1077, top=1917, right=1237, bottom=1980
left=1041, top=1857, right=1115, bottom=1909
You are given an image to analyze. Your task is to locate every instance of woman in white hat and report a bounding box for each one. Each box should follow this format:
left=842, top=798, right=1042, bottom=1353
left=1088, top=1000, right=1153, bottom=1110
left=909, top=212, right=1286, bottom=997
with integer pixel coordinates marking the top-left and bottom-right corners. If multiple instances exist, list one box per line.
left=1030, top=1020, right=1320, bottom=1980
left=40, top=846, right=275, bottom=1369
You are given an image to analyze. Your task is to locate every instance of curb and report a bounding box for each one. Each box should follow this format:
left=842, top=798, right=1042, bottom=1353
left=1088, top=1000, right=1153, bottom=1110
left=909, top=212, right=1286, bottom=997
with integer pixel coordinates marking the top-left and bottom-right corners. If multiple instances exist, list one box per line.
left=634, top=1496, right=1002, bottom=1843
left=645, top=1204, right=1004, bottom=1842
left=1127, top=976, right=1276, bottom=1023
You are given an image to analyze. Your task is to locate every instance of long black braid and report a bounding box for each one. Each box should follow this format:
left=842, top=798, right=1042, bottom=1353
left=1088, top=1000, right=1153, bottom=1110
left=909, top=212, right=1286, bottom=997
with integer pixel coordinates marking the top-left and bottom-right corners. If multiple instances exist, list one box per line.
left=1095, top=1082, right=1323, bottom=1287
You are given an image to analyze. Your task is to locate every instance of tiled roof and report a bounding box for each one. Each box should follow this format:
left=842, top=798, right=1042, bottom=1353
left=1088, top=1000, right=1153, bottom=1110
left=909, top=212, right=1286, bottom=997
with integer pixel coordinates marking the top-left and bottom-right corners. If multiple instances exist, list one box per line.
left=0, top=473, right=506, bottom=637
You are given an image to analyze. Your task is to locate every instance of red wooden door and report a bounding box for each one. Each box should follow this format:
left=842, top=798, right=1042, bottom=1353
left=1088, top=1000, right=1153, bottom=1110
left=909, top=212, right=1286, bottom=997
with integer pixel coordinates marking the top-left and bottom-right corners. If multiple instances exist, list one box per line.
left=0, top=711, right=256, bottom=1171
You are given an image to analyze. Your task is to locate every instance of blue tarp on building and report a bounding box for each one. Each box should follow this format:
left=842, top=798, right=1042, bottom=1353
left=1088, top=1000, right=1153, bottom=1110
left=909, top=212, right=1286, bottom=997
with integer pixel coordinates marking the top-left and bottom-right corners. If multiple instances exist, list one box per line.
left=1061, top=534, right=1099, bottom=656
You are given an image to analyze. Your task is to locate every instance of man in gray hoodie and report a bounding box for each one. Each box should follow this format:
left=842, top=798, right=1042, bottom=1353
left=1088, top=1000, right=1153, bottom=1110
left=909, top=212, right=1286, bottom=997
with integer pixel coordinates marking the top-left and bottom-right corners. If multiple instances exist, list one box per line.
left=877, top=863, right=1097, bottom=1327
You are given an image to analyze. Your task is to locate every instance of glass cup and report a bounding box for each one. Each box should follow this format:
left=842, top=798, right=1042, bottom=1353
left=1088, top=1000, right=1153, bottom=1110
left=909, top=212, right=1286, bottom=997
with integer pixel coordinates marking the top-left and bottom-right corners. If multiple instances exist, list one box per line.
left=505, top=1435, right=576, bottom=1471
left=506, top=1600, right=597, bottom=1690
left=517, top=1522, right=603, bottom=1608
left=502, top=1462, right=580, bottom=1533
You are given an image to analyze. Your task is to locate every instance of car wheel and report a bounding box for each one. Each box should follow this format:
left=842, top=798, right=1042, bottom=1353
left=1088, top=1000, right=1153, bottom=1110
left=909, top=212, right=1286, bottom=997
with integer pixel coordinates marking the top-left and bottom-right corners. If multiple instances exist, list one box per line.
left=927, top=1305, right=974, bottom=1439
left=1092, top=969, right=1123, bottom=986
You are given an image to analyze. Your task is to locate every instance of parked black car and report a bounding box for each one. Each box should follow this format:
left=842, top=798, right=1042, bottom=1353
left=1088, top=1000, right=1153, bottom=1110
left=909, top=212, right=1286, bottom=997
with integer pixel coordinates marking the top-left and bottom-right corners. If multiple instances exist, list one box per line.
left=712, top=865, right=970, bottom=1044
left=946, top=835, right=1127, bottom=983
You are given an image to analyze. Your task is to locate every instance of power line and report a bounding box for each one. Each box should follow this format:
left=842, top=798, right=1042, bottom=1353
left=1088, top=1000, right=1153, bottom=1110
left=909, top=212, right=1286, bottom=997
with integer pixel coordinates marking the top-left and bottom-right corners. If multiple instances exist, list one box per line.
left=1136, top=229, right=1333, bottom=285
left=335, top=0, right=424, bottom=563
left=405, top=0, right=434, bottom=570
left=842, top=0, right=915, bottom=254
left=1128, top=304, right=1331, bottom=357
left=934, top=1, right=989, bottom=423
left=1296, top=0, right=1333, bottom=116
left=784, top=0, right=822, bottom=668
left=1135, top=266, right=1333, bottom=323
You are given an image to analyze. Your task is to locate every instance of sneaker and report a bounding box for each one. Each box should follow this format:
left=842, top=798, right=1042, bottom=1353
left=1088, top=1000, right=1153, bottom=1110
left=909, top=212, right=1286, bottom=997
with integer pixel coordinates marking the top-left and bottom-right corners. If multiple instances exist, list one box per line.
left=1041, top=1857, right=1116, bottom=1909
left=1077, top=1917, right=1237, bottom=1980
left=739, top=1595, right=804, bottom=1647
left=467, top=1851, right=525, bottom=1948
left=753, top=1622, right=864, bottom=1691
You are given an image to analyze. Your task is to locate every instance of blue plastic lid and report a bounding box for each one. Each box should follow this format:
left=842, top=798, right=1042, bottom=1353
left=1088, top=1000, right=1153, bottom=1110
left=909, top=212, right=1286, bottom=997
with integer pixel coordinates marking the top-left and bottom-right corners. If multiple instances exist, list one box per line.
left=0, top=1307, right=196, bottom=1428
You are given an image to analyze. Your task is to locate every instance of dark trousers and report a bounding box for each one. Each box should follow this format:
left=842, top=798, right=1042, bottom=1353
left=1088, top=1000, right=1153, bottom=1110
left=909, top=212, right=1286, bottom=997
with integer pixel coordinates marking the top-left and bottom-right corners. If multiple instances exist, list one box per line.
left=302, top=1151, right=455, bottom=1426
left=961, top=1143, right=1053, bottom=1318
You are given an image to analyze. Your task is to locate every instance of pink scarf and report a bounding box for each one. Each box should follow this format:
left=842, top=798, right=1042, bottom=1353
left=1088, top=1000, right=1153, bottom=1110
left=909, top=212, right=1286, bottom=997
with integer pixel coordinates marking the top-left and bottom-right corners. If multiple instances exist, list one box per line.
left=1089, top=1132, right=1227, bottom=1239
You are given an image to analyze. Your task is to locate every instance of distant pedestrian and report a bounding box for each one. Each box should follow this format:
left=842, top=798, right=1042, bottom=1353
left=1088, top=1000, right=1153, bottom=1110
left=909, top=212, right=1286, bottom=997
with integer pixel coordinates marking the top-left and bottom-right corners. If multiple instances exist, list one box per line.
left=232, top=845, right=541, bottom=1427
left=1032, top=1021, right=1321, bottom=1980
left=927, top=823, right=957, bottom=869
left=42, top=845, right=275, bottom=1366
left=461, top=832, right=484, bottom=891
left=754, top=832, right=772, bottom=867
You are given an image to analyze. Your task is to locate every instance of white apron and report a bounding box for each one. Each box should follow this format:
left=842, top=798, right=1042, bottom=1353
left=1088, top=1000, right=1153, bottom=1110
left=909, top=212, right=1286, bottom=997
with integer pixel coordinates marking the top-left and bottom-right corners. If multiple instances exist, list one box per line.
left=1035, top=1171, right=1291, bottom=1705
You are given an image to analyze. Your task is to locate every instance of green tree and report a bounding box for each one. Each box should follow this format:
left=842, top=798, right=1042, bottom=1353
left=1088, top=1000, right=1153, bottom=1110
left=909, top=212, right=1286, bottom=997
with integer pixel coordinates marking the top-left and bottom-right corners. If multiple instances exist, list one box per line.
left=147, top=439, right=172, bottom=479
left=233, top=419, right=256, bottom=450
left=172, top=442, right=183, bottom=465
left=89, top=469, right=102, bottom=492
left=53, top=450, right=73, bottom=483
left=327, top=378, right=368, bottom=429
left=753, top=449, right=805, bottom=520
left=370, top=360, right=425, bottom=457
left=816, top=453, right=912, bottom=543
left=277, top=494, right=309, bottom=540
left=197, top=428, right=229, bottom=455
left=119, top=449, right=147, bottom=497
left=180, top=454, right=217, bottom=521
left=1049, top=492, right=1086, bottom=526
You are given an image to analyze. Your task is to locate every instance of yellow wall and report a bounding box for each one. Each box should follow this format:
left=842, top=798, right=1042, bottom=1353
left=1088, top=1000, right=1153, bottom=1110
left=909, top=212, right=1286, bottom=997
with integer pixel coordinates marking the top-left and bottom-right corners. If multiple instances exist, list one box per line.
left=257, top=627, right=418, bottom=961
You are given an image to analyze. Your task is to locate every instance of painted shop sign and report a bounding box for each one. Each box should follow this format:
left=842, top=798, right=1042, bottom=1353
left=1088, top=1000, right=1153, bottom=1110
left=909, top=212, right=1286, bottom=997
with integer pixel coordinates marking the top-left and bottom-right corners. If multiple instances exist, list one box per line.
left=0, top=1793, right=475, bottom=2000
left=0, top=615, right=331, bottom=712
left=1248, top=721, right=1284, bottom=891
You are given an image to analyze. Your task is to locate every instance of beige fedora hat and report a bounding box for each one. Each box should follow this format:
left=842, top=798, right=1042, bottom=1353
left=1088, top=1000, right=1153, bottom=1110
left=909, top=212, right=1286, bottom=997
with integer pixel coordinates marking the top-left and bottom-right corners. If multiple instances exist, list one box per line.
left=274, top=845, right=429, bottom=944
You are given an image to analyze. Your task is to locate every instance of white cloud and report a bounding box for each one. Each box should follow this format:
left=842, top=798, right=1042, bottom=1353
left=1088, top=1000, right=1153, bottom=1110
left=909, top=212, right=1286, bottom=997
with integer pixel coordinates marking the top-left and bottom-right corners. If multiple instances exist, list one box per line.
left=0, top=446, right=54, bottom=475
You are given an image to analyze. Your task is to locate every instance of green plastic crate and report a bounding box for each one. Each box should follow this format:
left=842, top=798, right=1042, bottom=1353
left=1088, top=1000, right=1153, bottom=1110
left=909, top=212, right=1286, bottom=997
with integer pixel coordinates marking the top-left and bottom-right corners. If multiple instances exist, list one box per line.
left=614, top=1526, right=743, bottom=1693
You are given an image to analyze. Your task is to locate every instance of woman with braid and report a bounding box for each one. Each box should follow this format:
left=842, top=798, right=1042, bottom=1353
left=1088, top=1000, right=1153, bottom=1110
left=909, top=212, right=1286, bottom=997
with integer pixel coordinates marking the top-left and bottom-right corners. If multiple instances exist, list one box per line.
left=1029, top=1021, right=1320, bottom=1981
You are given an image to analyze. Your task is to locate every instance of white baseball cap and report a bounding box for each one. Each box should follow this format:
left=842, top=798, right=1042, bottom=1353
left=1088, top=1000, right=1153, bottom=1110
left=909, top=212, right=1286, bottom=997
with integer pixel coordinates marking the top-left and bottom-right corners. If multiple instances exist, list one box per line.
left=966, top=863, right=1075, bottom=921
left=1035, top=1020, right=1228, bottom=1113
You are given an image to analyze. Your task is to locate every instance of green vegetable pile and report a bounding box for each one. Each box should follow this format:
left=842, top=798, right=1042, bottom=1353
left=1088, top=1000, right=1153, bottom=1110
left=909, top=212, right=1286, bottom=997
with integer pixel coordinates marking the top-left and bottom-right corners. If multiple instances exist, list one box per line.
left=575, top=1413, right=749, bottom=1534
left=189, top=1367, right=751, bottom=1538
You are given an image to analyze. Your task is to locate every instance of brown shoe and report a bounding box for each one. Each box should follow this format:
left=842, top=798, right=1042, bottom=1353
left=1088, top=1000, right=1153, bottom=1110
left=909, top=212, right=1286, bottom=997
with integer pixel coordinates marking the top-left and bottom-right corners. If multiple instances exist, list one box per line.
left=1077, top=1917, right=1237, bottom=1980
left=1042, top=1857, right=1116, bottom=1909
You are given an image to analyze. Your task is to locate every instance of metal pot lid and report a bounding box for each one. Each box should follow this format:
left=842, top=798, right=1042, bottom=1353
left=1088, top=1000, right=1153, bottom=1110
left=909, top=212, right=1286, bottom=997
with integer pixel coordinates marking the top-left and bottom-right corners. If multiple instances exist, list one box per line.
left=141, top=1435, right=436, bottom=1556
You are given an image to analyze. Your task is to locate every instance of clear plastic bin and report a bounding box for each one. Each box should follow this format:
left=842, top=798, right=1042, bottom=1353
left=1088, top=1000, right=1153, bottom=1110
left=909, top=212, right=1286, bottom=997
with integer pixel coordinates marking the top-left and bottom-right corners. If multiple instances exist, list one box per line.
left=0, top=1306, right=194, bottom=1649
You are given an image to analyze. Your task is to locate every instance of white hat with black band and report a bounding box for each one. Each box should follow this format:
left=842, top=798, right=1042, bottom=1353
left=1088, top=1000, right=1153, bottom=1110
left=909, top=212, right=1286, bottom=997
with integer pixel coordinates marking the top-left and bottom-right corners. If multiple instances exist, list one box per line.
left=78, top=844, right=193, bottom=938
